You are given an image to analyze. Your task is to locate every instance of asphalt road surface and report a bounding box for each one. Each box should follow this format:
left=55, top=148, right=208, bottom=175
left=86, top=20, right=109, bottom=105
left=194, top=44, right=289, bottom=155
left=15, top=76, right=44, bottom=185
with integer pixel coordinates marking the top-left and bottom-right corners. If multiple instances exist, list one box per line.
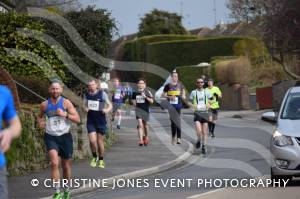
left=74, top=112, right=299, bottom=199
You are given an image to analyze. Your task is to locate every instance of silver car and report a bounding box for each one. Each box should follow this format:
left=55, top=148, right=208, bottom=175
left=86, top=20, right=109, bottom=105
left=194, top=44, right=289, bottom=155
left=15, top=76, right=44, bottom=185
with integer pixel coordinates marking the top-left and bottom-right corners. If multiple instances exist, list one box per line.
left=263, top=86, right=300, bottom=180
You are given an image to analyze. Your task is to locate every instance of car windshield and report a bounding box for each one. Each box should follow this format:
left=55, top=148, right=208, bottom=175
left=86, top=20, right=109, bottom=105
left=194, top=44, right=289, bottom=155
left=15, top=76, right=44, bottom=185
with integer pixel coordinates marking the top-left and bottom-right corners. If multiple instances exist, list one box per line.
left=281, top=92, right=300, bottom=119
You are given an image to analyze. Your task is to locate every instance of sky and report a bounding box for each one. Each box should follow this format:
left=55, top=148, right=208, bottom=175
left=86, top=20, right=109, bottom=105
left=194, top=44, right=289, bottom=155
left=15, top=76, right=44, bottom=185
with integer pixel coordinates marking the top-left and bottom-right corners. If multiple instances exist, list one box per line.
left=79, top=0, right=231, bottom=37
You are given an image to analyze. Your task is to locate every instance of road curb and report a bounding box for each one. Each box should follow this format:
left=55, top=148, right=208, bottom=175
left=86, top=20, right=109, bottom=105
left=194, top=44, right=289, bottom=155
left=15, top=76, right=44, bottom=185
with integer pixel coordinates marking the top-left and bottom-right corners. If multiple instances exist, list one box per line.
left=40, top=140, right=194, bottom=199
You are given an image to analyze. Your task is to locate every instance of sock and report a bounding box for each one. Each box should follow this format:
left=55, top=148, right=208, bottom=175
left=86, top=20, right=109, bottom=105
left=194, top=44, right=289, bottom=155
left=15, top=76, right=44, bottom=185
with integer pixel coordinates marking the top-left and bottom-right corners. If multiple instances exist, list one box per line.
left=92, top=152, right=97, bottom=158
left=208, top=122, right=212, bottom=133
left=99, top=156, right=104, bottom=160
left=64, top=181, right=70, bottom=193
left=117, top=115, right=122, bottom=126
left=54, top=183, right=60, bottom=193
left=211, top=123, right=216, bottom=134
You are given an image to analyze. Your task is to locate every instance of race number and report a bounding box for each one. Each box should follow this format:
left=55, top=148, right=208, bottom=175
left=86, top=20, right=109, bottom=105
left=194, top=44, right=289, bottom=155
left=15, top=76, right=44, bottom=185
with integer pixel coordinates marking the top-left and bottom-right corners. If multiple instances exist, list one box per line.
left=114, top=93, right=121, bottom=100
left=88, top=100, right=100, bottom=111
left=170, top=97, right=178, bottom=105
left=49, top=116, right=66, bottom=131
left=136, top=95, right=145, bottom=103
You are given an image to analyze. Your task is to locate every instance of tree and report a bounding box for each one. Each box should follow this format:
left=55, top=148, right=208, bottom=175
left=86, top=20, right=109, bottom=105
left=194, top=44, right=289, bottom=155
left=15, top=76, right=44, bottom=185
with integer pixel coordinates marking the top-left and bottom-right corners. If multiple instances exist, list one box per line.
left=227, top=0, right=300, bottom=79
left=10, top=0, right=81, bottom=12
left=263, top=0, right=300, bottom=79
left=138, top=9, right=186, bottom=37
left=39, top=5, right=117, bottom=86
left=226, top=0, right=265, bottom=23
left=0, top=12, right=67, bottom=81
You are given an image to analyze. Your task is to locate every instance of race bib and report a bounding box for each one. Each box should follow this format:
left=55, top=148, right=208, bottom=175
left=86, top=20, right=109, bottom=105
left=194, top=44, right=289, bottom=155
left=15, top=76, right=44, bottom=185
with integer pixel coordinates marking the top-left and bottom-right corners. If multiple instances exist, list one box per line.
left=114, top=93, right=121, bottom=100
left=170, top=97, right=178, bottom=105
left=88, top=100, right=100, bottom=111
left=197, top=103, right=207, bottom=111
left=136, top=95, right=145, bottom=103
left=49, top=116, right=66, bottom=131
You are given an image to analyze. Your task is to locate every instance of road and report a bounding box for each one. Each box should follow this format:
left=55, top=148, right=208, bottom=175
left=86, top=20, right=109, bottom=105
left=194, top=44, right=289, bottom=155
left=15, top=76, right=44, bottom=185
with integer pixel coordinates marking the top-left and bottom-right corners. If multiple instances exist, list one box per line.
left=73, top=111, right=299, bottom=199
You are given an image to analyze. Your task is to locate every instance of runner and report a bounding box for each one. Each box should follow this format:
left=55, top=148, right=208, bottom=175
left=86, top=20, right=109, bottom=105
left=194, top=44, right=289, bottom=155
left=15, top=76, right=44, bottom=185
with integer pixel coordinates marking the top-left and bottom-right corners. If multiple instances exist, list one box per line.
left=111, top=78, right=125, bottom=129
left=131, top=78, right=154, bottom=146
left=207, top=79, right=222, bottom=138
left=0, top=86, right=22, bottom=199
left=83, top=79, right=112, bottom=169
left=201, top=75, right=209, bottom=88
left=162, top=71, right=186, bottom=145
left=124, top=82, right=133, bottom=116
left=189, top=78, right=212, bottom=154
left=37, top=80, right=80, bottom=199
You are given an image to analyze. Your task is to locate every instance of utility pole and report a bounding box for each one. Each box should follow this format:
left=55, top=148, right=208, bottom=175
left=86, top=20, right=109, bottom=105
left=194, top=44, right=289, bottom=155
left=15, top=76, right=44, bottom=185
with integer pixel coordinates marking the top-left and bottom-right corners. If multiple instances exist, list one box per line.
left=213, top=0, right=217, bottom=26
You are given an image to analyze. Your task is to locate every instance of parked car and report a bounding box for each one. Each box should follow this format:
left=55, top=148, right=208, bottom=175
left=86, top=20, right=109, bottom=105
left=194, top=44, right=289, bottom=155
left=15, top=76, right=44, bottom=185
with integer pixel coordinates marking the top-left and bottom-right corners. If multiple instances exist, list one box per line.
left=262, top=86, right=300, bottom=181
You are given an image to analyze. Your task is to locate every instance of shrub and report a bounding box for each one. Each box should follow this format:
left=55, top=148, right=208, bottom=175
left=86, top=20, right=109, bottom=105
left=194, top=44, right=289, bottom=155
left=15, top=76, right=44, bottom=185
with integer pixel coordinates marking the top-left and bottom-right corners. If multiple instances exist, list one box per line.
left=146, top=37, right=265, bottom=71
left=215, top=57, right=252, bottom=85
left=177, top=66, right=210, bottom=93
left=12, top=75, right=49, bottom=104
left=123, top=34, right=198, bottom=61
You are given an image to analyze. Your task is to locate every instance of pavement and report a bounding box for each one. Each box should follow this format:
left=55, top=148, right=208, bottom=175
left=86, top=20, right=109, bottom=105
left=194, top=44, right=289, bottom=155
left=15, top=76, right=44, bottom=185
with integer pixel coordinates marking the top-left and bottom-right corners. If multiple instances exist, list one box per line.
left=8, top=111, right=193, bottom=199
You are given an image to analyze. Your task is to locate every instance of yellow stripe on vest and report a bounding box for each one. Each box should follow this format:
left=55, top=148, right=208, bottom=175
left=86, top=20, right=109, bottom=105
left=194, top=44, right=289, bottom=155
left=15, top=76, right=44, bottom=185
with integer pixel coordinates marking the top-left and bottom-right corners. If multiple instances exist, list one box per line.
left=167, top=90, right=181, bottom=96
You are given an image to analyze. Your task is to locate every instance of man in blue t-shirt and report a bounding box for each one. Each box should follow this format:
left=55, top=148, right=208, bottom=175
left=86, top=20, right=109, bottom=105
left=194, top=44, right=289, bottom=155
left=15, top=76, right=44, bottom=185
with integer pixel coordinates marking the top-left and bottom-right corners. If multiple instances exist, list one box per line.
left=0, top=85, right=22, bottom=199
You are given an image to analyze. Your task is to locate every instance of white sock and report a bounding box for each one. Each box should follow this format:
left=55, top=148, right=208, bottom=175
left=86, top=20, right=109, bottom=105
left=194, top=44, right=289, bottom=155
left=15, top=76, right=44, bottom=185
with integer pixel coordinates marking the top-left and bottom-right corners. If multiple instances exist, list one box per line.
left=117, top=115, right=122, bottom=126
left=55, top=184, right=60, bottom=193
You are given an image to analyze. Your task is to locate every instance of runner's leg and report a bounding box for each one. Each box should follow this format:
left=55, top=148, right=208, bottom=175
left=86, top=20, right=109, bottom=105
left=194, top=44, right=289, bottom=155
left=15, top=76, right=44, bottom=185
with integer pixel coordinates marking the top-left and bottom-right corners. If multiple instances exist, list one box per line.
left=195, top=121, right=202, bottom=148
left=89, top=132, right=98, bottom=158
left=176, top=108, right=181, bottom=143
left=116, top=108, right=122, bottom=128
left=49, top=149, right=60, bottom=193
left=97, top=134, right=105, bottom=159
left=61, top=159, right=71, bottom=192
left=137, top=118, right=144, bottom=145
left=97, top=133, right=106, bottom=168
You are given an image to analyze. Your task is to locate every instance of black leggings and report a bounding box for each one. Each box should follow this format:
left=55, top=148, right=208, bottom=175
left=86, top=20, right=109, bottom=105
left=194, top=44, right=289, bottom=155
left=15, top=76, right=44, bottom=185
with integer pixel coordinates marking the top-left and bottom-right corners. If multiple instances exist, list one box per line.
left=169, top=107, right=181, bottom=139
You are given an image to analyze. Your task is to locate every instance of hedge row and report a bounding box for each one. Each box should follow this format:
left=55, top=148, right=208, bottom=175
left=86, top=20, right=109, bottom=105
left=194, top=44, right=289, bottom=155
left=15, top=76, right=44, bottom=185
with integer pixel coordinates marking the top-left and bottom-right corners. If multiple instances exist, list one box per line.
left=176, top=66, right=210, bottom=93
left=146, top=36, right=267, bottom=71
left=123, top=34, right=198, bottom=62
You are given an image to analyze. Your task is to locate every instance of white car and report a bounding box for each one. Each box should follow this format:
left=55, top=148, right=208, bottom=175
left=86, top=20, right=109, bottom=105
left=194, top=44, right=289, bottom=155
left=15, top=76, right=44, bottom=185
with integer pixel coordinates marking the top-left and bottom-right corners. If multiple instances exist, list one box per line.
left=263, top=86, right=300, bottom=181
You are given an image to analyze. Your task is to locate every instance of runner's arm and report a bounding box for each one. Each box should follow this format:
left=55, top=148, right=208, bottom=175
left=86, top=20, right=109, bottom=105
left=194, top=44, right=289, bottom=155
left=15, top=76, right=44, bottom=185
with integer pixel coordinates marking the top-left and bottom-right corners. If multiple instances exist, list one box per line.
left=82, top=95, right=89, bottom=112
left=187, top=91, right=195, bottom=109
left=103, top=92, right=112, bottom=114
left=0, top=116, right=21, bottom=152
left=145, top=91, right=154, bottom=104
left=0, top=92, right=22, bottom=152
left=64, top=99, right=81, bottom=124
left=37, top=101, right=47, bottom=129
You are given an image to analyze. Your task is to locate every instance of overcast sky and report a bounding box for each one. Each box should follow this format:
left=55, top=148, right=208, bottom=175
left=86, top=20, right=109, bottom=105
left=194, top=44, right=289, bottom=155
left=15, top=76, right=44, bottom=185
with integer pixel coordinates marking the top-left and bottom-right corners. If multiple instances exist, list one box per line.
left=79, top=0, right=232, bottom=37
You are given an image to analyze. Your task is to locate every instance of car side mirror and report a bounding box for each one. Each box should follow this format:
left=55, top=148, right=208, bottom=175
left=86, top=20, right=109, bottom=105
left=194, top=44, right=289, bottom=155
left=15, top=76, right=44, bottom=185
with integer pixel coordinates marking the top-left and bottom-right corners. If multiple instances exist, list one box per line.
left=261, top=111, right=277, bottom=123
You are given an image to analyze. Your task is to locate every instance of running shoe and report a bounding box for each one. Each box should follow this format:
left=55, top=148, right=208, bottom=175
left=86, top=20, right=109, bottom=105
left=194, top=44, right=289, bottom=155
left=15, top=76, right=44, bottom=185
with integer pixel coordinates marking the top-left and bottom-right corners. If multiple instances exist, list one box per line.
left=211, top=132, right=215, bottom=138
left=177, top=138, right=181, bottom=144
left=143, top=137, right=149, bottom=146
left=99, top=160, right=105, bottom=168
left=196, top=141, right=201, bottom=149
left=138, top=140, right=144, bottom=146
left=63, top=191, right=70, bottom=199
left=117, top=125, right=121, bottom=129
left=202, top=147, right=206, bottom=155
left=172, top=137, right=176, bottom=145
left=53, top=193, right=62, bottom=199
left=90, top=157, right=98, bottom=168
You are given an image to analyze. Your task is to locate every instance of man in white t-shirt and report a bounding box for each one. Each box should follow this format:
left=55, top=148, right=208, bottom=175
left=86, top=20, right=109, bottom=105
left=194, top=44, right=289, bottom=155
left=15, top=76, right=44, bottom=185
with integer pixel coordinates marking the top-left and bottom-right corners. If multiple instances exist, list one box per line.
left=189, top=78, right=212, bottom=155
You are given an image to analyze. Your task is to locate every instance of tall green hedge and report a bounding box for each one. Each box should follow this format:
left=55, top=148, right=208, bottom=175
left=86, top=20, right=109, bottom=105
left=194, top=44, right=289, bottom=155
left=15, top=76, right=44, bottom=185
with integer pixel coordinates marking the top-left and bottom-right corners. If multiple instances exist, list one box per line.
left=146, top=36, right=267, bottom=71
left=123, top=34, right=198, bottom=61
left=177, top=66, right=210, bottom=93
